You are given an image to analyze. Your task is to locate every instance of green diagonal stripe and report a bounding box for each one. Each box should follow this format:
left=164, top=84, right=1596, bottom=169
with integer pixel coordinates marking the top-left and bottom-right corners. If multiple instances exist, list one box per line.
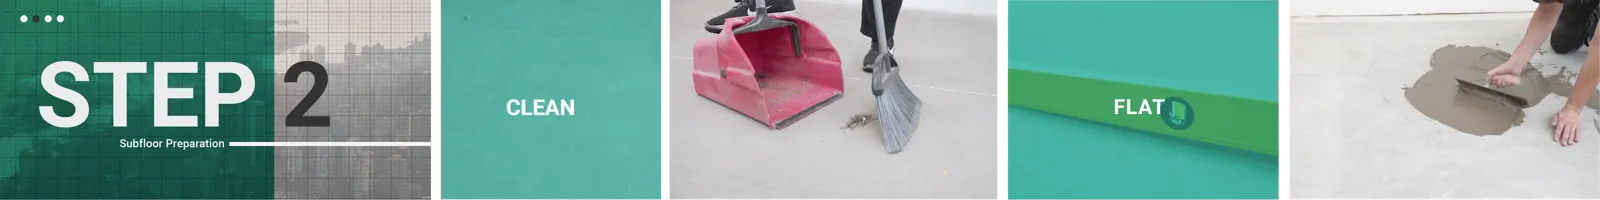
left=1009, top=68, right=1277, bottom=155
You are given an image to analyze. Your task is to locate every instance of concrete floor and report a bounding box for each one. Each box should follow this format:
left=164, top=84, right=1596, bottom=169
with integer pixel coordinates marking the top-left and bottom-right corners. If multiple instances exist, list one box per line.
left=1292, top=0, right=1531, bottom=17
left=668, top=0, right=997, bottom=198
left=1291, top=13, right=1600, bottom=198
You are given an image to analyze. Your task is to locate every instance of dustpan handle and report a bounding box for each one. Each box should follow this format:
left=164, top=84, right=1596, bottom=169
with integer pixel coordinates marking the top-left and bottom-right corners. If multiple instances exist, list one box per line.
left=732, top=0, right=805, bottom=57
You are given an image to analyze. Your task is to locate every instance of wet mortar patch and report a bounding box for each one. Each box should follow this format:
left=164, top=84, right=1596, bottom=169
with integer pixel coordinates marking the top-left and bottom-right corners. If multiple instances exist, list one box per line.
left=1407, top=45, right=1539, bottom=135
left=1408, top=45, right=1600, bottom=136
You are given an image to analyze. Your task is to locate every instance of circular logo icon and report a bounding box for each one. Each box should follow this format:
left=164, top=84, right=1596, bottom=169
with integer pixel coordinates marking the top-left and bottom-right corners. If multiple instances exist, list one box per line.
left=1161, top=97, right=1194, bottom=130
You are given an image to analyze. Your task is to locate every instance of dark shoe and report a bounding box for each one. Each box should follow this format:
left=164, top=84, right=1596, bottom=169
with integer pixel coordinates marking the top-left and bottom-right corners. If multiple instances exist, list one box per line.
left=704, top=0, right=797, bottom=34
left=862, top=40, right=896, bottom=72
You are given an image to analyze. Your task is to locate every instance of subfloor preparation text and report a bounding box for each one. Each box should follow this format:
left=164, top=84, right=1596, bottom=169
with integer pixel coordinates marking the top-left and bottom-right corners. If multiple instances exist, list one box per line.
left=119, top=138, right=226, bottom=150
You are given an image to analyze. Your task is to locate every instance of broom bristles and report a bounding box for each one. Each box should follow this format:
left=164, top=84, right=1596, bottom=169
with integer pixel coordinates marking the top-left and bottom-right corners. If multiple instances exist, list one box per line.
left=878, top=69, right=922, bottom=154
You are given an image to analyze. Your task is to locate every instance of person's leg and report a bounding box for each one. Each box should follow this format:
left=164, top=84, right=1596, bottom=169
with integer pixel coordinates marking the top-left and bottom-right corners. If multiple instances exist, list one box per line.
left=1550, top=0, right=1598, bottom=53
left=861, top=0, right=903, bottom=72
left=1488, top=0, right=1566, bottom=87
left=704, top=0, right=797, bottom=34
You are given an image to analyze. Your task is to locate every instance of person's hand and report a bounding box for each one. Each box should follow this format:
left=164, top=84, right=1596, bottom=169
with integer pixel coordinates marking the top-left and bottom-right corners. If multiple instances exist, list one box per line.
left=1552, top=107, right=1583, bottom=147
left=1487, top=62, right=1525, bottom=88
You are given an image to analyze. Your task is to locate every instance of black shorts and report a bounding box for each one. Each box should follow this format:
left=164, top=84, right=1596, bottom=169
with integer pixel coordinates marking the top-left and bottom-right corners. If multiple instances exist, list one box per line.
left=1543, top=0, right=1600, bottom=49
left=1537, top=0, right=1597, bottom=4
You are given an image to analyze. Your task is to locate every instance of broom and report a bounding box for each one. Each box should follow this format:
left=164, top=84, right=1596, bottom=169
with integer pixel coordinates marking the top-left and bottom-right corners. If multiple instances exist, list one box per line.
left=869, top=0, right=921, bottom=154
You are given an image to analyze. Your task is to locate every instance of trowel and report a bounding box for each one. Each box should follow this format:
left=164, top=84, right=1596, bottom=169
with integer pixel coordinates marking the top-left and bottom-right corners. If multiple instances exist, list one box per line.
left=1456, top=78, right=1530, bottom=108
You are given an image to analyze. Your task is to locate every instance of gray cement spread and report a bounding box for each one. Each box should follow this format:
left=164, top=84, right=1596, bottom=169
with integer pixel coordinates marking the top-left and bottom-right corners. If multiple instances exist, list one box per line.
left=1406, top=46, right=1532, bottom=135
left=1408, top=45, right=1600, bottom=136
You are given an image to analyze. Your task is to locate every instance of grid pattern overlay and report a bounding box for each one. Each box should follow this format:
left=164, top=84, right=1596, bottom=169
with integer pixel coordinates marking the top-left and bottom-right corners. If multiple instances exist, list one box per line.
left=272, top=0, right=431, bottom=199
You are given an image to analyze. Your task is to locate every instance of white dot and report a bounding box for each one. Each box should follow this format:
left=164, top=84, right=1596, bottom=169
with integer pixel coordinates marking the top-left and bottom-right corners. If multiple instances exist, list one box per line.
left=43, top=15, right=51, bottom=22
left=19, top=15, right=25, bottom=23
left=55, top=15, right=63, bottom=23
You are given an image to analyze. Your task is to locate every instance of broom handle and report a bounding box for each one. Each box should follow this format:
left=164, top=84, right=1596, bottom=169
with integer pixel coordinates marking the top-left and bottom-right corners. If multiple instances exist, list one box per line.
left=870, top=0, right=890, bottom=53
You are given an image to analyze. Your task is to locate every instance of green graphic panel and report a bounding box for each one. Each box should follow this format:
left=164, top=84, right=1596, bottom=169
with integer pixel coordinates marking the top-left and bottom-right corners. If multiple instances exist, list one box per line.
left=1010, top=68, right=1277, bottom=155
left=1010, top=106, right=1278, bottom=199
left=1007, top=0, right=1278, bottom=199
left=442, top=0, right=661, bottom=199
left=0, top=0, right=275, bottom=198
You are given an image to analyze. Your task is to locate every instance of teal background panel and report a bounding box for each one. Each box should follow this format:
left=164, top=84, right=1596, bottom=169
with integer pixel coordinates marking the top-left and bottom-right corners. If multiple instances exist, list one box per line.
left=442, top=0, right=662, bottom=199
left=1008, top=0, right=1278, bottom=101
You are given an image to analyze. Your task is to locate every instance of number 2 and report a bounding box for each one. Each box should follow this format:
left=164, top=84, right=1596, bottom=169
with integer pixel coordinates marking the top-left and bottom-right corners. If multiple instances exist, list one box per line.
left=285, top=61, right=330, bottom=127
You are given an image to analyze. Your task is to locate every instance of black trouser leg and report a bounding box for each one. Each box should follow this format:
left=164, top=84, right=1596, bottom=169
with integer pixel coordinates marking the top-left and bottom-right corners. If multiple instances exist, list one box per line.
left=861, top=0, right=903, bottom=44
left=739, top=0, right=796, bottom=12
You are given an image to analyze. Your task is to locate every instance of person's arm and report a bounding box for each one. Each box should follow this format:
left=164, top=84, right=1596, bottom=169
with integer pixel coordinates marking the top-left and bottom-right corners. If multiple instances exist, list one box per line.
left=1570, top=48, right=1600, bottom=112
left=1490, top=2, right=1564, bottom=87
left=1552, top=13, right=1600, bottom=147
left=1513, top=2, right=1566, bottom=63
left=1548, top=40, right=1600, bottom=147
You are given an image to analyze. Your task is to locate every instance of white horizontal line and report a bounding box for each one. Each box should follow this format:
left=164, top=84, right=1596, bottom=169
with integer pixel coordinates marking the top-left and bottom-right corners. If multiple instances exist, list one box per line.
left=228, top=142, right=431, bottom=147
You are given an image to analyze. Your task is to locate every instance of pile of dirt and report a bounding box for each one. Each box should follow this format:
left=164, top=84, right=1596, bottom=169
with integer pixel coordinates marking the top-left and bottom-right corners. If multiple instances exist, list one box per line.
left=842, top=113, right=877, bottom=130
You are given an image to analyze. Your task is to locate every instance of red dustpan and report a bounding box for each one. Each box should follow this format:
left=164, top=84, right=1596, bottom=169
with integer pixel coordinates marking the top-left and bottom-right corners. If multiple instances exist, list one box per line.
left=692, top=12, right=844, bottom=129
